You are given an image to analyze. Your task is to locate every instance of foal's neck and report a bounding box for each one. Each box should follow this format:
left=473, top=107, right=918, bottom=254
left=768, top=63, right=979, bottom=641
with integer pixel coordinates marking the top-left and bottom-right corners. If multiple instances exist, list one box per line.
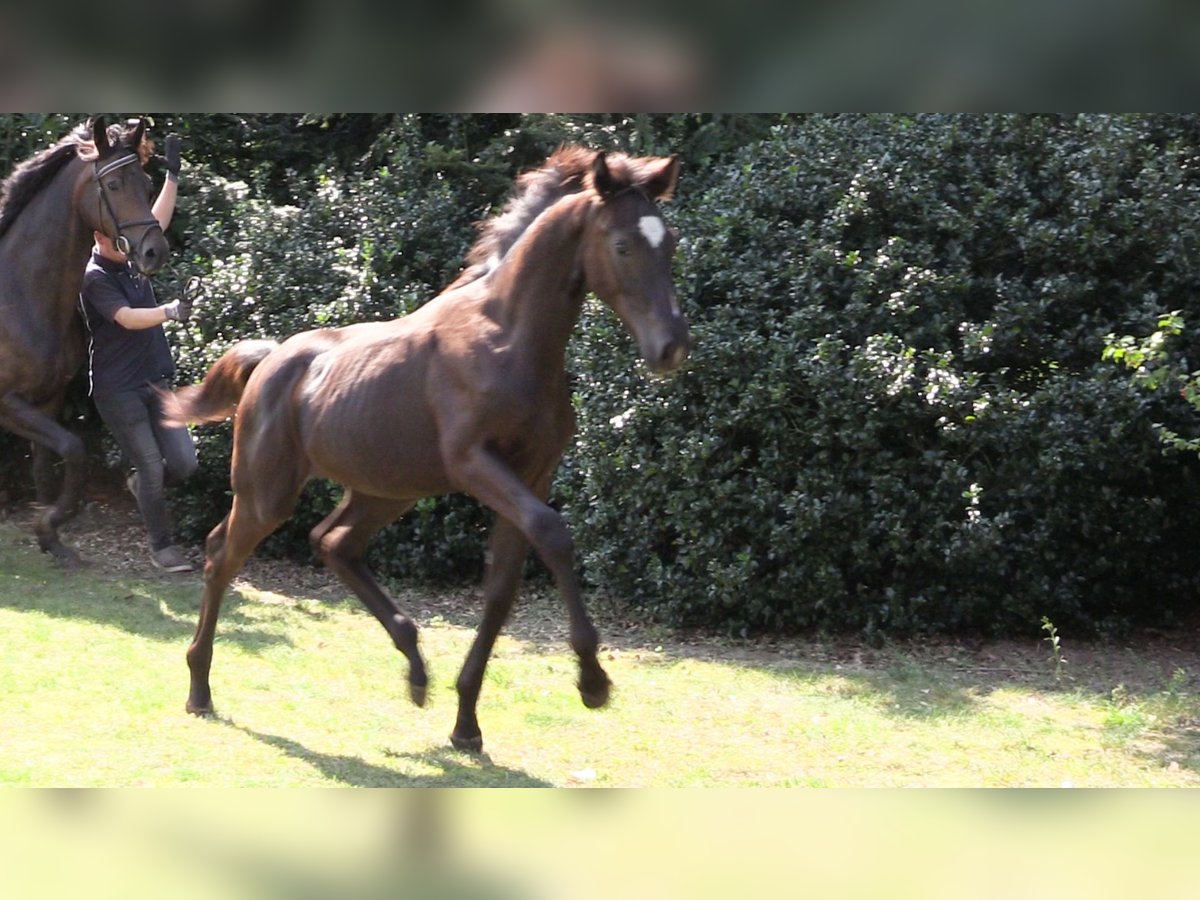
left=489, top=194, right=590, bottom=367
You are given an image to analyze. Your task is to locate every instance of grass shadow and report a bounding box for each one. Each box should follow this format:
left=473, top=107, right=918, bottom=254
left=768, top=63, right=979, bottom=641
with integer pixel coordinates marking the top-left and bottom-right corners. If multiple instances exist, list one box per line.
left=226, top=720, right=553, bottom=787
left=777, top=660, right=984, bottom=723
left=1145, top=719, right=1200, bottom=774
left=0, top=526, right=289, bottom=656
left=620, top=617, right=1200, bottom=729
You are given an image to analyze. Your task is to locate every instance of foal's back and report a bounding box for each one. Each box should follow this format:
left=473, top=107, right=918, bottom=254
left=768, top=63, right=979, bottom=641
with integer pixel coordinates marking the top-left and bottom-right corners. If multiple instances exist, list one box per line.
left=237, top=275, right=552, bottom=503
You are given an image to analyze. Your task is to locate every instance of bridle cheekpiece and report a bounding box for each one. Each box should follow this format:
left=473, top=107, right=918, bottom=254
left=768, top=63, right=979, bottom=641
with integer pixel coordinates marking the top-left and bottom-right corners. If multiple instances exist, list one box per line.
left=93, top=152, right=162, bottom=267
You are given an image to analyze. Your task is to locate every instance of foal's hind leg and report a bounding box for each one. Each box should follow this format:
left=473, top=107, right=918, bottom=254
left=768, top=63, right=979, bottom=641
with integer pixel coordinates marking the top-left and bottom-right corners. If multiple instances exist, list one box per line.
left=186, top=494, right=291, bottom=715
left=309, top=491, right=429, bottom=707
left=451, top=515, right=528, bottom=752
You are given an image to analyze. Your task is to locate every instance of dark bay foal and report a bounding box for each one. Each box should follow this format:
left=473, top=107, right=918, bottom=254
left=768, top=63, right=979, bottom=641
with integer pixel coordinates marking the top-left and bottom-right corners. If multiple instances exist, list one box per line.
left=168, top=146, right=689, bottom=751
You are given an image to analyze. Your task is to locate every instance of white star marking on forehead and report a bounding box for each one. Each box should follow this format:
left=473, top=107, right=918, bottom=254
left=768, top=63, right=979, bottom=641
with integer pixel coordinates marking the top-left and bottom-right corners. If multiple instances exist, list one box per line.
left=638, top=215, right=666, bottom=249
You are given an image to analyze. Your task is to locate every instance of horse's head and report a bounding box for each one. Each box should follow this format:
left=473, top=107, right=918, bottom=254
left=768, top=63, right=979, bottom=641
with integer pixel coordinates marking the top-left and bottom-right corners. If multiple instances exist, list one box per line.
left=581, top=151, right=690, bottom=375
left=86, top=116, right=169, bottom=275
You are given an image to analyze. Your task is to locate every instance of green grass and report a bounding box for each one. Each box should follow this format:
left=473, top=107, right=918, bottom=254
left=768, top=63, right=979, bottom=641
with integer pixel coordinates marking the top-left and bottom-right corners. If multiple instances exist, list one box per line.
left=2, top=522, right=1198, bottom=787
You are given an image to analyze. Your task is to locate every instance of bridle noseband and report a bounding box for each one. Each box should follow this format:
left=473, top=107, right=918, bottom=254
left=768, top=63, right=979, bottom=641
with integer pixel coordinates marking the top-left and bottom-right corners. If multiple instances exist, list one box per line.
left=93, top=152, right=162, bottom=269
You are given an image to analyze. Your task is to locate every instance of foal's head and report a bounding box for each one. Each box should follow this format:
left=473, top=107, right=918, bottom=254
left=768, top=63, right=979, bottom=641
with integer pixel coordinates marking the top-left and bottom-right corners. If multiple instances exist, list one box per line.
left=581, top=152, right=689, bottom=375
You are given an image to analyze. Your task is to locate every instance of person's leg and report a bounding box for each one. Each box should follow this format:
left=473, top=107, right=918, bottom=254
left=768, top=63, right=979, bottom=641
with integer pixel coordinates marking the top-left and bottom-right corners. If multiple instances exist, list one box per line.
left=94, top=389, right=174, bottom=551
left=148, top=382, right=198, bottom=484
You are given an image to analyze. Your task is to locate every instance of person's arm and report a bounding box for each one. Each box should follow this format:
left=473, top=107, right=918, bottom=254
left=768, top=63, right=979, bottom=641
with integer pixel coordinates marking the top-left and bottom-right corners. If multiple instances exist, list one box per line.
left=153, top=177, right=176, bottom=231
left=113, top=303, right=182, bottom=329
left=84, top=271, right=190, bottom=330
left=152, top=134, right=180, bottom=230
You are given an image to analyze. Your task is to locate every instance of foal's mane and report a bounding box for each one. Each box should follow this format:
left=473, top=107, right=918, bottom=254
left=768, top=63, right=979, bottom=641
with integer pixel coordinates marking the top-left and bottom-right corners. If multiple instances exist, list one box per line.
left=0, top=119, right=148, bottom=241
left=448, top=144, right=652, bottom=289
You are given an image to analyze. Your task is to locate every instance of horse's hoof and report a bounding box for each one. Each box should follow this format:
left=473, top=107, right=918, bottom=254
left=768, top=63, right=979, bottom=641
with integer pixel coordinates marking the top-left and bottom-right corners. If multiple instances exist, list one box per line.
left=409, top=681, right=427, bottom=708
left=186, top=700, right=215, bottom=717
left=40, top=541, right=83, bottom=569
left=450, top=732, right=483, bottom=753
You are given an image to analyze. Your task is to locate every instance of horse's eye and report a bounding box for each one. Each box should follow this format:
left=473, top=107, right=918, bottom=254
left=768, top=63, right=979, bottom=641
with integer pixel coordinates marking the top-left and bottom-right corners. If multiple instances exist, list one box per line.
left=615, top=241, right=630, bottom=257
left=106, top=179, right=121, bottom=191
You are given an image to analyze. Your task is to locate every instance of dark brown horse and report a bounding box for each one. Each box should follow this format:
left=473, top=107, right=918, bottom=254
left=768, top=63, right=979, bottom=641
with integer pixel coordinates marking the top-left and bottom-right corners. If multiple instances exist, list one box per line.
left=0, top=116, right=169, bottom=563
left=168, top=146, right=689, bottom=751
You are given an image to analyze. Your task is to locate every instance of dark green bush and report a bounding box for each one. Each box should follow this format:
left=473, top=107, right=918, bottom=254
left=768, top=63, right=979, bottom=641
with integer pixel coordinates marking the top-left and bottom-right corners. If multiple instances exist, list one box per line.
left=564, top=114, right=1200, bottom=637
left=8, top=113, right=1200, bottom=638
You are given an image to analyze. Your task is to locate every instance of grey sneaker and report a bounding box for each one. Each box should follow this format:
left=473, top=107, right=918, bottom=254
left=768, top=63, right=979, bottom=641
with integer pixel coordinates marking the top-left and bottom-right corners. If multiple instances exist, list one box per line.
left=151, top=545, right=194, bottom=573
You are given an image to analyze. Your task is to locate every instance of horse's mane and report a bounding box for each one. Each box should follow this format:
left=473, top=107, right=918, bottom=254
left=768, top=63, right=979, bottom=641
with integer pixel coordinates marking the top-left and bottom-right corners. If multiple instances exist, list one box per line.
left=0, top=119, right=150, bottom=241
left=448, top=145, right=652, bottom=290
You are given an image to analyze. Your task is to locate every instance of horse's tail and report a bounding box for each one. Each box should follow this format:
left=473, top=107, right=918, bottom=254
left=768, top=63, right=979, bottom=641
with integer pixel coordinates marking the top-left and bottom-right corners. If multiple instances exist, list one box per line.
left=161, top=339, right=280, bottom=426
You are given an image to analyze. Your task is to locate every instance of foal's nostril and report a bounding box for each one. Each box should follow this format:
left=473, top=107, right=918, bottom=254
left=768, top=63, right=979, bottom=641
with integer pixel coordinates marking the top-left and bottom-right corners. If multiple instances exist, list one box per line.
left=659, top=340, right=687, bottom=372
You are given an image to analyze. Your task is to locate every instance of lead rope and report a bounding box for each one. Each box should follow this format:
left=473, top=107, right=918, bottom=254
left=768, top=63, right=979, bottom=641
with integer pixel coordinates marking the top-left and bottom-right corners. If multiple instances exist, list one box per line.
left=158, top=261, right=208, bottom=372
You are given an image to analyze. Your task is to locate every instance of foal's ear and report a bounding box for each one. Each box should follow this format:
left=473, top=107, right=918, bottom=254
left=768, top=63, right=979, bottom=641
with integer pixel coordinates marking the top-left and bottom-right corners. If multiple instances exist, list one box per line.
left=592, top=151, right=620, bottom=198
left=91, top=116, right=110, bottom=154
left=641, top=155, right=680, bottom=202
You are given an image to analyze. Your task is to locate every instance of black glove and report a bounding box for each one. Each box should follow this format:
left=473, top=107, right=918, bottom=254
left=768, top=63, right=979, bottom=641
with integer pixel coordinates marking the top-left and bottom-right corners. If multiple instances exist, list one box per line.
left=164, top=133, right=181, bottom=178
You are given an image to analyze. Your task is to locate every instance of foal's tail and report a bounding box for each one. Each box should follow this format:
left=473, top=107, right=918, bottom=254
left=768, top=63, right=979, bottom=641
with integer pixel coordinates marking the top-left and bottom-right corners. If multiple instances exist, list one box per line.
left=161, top=339, right=280, bottom=426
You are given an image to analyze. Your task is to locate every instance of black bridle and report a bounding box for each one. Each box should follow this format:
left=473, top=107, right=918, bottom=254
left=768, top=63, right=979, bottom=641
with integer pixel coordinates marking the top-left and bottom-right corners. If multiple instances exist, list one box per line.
left=93, top=152, right=162, bottom=271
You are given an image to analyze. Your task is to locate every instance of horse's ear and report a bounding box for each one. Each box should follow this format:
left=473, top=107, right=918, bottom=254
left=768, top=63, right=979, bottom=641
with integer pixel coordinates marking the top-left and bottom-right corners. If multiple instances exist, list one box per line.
left=91, top=116, right=110, bottom=154
left=128, top=118, right=146, bottom=150
left=592, top=151, right=620, bottom=198
left=641, top=155, right=680, bottom=202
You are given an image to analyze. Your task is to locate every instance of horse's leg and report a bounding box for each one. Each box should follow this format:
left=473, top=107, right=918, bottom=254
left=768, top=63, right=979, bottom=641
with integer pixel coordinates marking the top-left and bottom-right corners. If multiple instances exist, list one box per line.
left=450, top=448, right=610, bottom=710
left=308, top=492, right=428, bottom=706
left=451, top=514, right=529, bottom=752
left=0, top=394, right=86, bottom=566
left=31, top=392, right=67, bottom=505
left=186, top=492, right=291, bottom=715
left=31, top=441, right=60, bottom=505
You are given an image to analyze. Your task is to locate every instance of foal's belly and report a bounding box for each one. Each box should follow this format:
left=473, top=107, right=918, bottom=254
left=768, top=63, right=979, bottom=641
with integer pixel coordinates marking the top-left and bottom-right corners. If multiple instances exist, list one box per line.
left=299, top=373, right=452, bottom=500
left=307, top=425, right=453, bottom=499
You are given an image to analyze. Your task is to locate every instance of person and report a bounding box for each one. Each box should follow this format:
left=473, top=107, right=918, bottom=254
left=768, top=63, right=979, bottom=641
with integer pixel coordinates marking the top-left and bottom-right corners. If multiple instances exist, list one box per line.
left=79, top=130, right=199, bottom=573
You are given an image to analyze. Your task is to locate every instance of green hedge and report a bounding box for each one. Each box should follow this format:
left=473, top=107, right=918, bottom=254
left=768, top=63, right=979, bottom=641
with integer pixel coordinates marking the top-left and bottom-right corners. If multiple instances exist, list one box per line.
left=6, top=114, right=1200, bottom=638
left=565, top=114, right=1200, bottom=637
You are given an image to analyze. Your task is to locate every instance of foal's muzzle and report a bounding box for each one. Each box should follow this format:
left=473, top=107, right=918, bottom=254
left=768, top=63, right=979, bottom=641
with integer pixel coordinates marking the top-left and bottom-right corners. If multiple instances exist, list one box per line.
left=642, top=323, right=691, bottom=375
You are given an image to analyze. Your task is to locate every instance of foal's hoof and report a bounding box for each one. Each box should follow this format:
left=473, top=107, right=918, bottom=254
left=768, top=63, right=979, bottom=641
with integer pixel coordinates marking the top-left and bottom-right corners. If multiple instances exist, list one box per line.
left=450, top=732, right=483, bottom=753
left=186, top=700, right=215, bottom=717
left=579, top=678, right=611, bottom=709
left=409, top=681, right=427, bottom=708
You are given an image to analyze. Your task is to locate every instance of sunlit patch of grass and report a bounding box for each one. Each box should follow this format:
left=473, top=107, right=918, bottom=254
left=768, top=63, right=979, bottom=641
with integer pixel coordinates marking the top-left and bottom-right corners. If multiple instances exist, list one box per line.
left=2, top=522, right=1199, bottom=786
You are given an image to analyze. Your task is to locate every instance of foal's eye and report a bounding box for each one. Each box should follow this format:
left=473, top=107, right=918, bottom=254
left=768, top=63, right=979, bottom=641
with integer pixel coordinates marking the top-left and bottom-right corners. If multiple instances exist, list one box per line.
left=615, top=240, right=630, bottom=257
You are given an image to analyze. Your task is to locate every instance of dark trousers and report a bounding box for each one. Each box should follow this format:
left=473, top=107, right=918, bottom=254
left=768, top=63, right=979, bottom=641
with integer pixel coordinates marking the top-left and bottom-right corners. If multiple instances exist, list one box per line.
left=93, top=380, right=198, bottom=551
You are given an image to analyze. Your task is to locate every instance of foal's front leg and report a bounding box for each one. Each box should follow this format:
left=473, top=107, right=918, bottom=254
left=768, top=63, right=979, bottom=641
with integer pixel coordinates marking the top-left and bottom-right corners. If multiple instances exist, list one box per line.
left=450, top=446, right=611, bottom=713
